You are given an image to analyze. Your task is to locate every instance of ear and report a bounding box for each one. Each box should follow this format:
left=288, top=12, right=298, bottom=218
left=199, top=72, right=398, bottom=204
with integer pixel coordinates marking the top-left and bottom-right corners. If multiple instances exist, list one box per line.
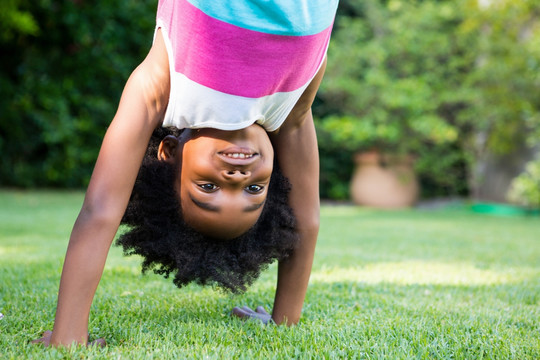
left=157, top=135, right=180, bottom=162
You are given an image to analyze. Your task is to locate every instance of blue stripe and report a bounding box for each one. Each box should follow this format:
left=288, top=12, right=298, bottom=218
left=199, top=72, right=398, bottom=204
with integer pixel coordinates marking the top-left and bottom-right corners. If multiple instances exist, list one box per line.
left=186, top=0, right=338, bottom=36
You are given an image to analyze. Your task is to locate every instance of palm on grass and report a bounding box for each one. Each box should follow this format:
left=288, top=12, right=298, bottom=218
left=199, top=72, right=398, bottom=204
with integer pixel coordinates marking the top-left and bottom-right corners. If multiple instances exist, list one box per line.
left=31, top=331, right=106, bottom=348
left=232, top=306, right=273, bottom=325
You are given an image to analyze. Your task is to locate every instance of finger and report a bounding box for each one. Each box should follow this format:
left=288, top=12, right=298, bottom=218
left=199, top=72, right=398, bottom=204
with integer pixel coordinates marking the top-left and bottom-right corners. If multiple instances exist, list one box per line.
left=255, top=306, right=269, bottom=315
left=232, top=307, right=250, bottom=318
left=31, top=331, right=52, bottom=344
left=89, top=338, right=106, bottom=348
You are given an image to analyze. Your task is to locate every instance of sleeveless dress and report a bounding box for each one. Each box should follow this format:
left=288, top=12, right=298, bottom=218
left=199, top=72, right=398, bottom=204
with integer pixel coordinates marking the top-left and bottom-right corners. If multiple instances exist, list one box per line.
left=156, top=0, right=338, bottom=131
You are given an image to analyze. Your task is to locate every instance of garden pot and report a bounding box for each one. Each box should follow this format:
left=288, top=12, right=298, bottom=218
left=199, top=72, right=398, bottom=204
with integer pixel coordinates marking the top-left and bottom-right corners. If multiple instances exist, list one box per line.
left=350, top=151, right=419, bottom=208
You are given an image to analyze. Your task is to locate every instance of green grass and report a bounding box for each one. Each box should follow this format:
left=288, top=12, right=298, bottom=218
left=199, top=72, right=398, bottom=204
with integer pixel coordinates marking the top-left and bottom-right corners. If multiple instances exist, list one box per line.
left=1, top=190, right=539, bottom=359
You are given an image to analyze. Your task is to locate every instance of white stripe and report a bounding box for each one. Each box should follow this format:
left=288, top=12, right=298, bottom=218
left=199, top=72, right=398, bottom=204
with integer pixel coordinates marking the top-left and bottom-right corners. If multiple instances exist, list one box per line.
left=156, top=21, right=327, bottom=132
left=162, top=71, right=309, bottom=132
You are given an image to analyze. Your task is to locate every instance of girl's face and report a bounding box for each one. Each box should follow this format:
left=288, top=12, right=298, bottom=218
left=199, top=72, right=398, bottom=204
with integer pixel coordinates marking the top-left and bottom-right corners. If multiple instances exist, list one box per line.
left=174, top=125, right=274, bottom=239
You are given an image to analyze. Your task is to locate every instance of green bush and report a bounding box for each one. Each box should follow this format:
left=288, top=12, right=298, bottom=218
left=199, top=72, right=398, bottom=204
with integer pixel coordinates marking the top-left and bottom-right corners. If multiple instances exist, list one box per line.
left=1, top=0, right=539, bottom=202
left=0, top=0, right=156, bottom=187
left=456, top=0, right=540, bottom=195
left=315, top=0, right=471, bottom=199
left=316, top=0, right=540, bottom=200
left=508, top=157, right=540, bottom=209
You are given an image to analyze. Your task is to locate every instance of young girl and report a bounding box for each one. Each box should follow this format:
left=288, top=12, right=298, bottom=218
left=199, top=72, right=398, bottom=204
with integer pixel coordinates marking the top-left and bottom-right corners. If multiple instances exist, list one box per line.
left=34, top=0, right=339, bottom=346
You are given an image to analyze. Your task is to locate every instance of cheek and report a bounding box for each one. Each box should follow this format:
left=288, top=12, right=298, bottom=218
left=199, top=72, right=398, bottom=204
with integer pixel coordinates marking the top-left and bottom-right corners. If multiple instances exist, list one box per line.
left=181, top=151, right=208, bottom=180
left=260, top=162, right=274, bottom=181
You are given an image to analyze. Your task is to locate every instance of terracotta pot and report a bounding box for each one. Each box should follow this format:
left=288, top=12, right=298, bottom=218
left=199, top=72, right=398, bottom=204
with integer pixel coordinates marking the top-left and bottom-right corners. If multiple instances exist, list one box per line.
left=350, top=151, right=419, bottom=208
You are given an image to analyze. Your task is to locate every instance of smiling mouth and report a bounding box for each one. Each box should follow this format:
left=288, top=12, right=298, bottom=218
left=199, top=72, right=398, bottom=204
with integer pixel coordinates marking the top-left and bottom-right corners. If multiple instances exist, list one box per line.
left=221, top=152, right=255, bottom=159
left=217, top=147, right=260, bottom=164
left=218, top=147, right=259, bottom=158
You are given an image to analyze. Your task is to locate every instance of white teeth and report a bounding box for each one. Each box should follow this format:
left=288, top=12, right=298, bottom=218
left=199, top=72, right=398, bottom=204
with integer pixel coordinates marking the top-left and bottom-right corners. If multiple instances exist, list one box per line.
left=224, top=153, right=253, bottom=159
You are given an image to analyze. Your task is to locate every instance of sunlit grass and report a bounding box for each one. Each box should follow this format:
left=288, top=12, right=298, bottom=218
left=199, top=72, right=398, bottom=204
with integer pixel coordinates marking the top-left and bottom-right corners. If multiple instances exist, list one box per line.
left=0, top=190, right=539, bottom=359
left=311, top=261, right=538, bottom=286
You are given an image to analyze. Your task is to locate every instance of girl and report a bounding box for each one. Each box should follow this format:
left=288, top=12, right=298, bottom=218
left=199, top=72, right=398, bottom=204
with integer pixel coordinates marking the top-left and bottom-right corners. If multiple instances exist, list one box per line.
left=34, top=0, right=339, bottom=346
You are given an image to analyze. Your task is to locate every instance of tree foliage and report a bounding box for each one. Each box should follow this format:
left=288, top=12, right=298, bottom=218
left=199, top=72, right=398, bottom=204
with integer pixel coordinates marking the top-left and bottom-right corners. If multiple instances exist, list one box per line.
left=0, top=0, right=539, bottom=202
left=315, top=0, right=540, bottom=199
left=0, top=0, right=156, bottom=187
left=458, top=0, right=540, bottom=200
left=508, top=157, right=540, bottom=208
left=316, top=0, right=472, bottom=198
left=0, top=0, right=39, bottom=42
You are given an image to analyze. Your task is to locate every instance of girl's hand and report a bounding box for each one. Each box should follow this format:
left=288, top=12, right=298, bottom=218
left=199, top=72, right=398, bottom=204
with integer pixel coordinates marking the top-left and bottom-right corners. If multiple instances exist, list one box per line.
left=31, top=331, right=106, bottom=347
left=31, top=330, right=53, bottom=346
left=231, top=306, right=273, bottom=325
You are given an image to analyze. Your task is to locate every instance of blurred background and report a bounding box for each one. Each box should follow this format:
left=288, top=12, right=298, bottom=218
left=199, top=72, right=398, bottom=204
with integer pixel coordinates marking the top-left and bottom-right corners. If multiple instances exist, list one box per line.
left=1, top=0, right=539, bottom=210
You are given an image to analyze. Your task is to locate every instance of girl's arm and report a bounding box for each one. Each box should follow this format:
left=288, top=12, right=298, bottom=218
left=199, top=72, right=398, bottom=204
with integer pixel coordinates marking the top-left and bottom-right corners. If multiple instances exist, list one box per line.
left=44, top=31, right=170, bottom=347
left=268, top=59, right=327, bottom=325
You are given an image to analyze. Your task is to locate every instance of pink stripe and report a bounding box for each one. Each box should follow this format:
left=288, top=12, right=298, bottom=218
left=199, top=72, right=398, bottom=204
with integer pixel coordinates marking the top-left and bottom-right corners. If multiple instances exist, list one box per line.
left=158, top=0, right=332, bottom=98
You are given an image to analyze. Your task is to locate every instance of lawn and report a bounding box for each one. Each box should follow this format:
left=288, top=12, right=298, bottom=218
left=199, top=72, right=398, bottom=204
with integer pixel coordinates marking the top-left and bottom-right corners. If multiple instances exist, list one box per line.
left=0, top=190, right=539, bottom=359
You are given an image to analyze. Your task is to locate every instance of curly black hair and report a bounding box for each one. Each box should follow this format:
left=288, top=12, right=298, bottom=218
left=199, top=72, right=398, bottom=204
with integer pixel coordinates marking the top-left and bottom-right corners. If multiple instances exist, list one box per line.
left=117, top=127, right=298, bottom=294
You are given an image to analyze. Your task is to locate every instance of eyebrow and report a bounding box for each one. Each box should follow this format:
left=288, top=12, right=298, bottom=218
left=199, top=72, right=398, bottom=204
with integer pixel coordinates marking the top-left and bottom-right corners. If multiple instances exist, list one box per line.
left=189, top=193, right=265, bottom=213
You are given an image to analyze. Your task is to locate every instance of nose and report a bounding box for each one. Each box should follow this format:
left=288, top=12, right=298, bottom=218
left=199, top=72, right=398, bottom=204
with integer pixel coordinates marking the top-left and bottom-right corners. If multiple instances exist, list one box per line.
left=221, top=169, right=251, bottom=184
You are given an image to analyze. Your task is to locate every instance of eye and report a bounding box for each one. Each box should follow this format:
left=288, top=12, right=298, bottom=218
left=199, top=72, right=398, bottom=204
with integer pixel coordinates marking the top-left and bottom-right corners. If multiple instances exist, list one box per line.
left=245, top=184, right=264, bottom=194
left=198, top=183, right=218, bottom=192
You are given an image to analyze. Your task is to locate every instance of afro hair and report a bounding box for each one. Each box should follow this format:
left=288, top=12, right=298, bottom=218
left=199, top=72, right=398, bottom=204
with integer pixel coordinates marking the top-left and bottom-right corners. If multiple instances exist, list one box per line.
left=117, top=127, right=299, bottom=293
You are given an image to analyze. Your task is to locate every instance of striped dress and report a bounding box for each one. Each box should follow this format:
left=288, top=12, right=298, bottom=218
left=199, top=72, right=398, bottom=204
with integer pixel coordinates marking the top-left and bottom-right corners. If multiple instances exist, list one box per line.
left=156, top=0, right=338, bottom=131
